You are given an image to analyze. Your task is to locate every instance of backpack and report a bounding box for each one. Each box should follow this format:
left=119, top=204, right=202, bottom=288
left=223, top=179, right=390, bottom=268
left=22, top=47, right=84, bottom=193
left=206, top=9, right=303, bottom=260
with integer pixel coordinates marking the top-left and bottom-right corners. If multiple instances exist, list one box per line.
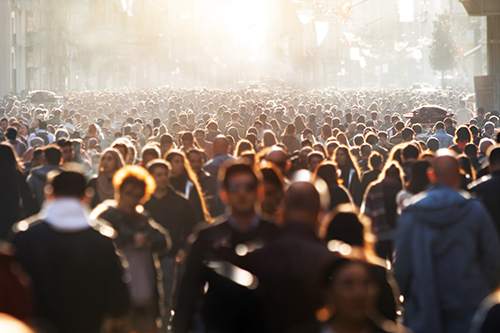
left=36, top=131, right=50, bottom=145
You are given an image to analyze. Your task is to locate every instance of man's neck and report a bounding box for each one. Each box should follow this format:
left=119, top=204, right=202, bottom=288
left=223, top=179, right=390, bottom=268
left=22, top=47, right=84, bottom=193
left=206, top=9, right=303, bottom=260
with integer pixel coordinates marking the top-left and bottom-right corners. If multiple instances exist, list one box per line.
left=153, top=188, right=169, bottom=199
left=230, top=211, right=257, bottom=231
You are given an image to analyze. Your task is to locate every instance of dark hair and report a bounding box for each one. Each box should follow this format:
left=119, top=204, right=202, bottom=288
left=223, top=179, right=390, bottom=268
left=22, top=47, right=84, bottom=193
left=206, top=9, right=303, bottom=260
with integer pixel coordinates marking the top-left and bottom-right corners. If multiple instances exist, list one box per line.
left=160, top=134, right=173, bottom=145
left=455, top=125, right=472, bottom=144
left=426, top=137, right=439, bottom=152
left=220, top=161, right=261, bottom=190
left=368, top=152, right=382, bottom=170
left=402, top=128, right=415, bottom=140
left=406, top=160, right=431, bottom=194
left=402, top=143, right=419, bottom=161
left=44, top=145, right=62, bottom=166
left=488, top=145, right=500, bottom=166
left=324, top=212, right=364, bottom=246
left=49, top=171, right=87, bottom=198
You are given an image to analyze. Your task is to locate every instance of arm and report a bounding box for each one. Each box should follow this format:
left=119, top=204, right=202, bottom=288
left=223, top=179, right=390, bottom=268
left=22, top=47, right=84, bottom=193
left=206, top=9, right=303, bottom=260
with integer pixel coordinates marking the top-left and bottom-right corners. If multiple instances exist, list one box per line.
left=475, top=201, right=500, bottom=290
left=392, top=211, right=414, bottom=298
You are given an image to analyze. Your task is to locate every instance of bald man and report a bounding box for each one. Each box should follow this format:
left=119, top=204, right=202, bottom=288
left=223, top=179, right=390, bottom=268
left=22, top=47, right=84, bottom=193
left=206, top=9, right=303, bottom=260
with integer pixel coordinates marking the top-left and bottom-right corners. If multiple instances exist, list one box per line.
left=394, top=150, right=500, bottom=333
left=241, top=182, right=336, bottom=332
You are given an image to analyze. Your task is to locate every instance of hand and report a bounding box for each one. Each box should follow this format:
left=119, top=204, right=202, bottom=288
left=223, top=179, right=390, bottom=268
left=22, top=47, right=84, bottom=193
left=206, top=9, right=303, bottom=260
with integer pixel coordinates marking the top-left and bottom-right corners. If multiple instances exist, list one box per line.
left=134, top=233, right=149, bottom=247
left=176, top=249, right=186, bottom=263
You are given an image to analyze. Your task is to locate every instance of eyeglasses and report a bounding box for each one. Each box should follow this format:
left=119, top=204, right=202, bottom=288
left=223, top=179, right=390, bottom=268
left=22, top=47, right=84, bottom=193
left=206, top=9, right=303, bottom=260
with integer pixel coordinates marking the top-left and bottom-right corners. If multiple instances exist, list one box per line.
left=227, top=182, right=257, bottom=193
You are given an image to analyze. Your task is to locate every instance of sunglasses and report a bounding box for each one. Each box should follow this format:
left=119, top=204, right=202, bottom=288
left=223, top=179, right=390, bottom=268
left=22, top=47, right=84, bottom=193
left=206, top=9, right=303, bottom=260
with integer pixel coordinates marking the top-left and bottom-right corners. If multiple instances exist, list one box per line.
left=227, top=182, right=257, bottom=193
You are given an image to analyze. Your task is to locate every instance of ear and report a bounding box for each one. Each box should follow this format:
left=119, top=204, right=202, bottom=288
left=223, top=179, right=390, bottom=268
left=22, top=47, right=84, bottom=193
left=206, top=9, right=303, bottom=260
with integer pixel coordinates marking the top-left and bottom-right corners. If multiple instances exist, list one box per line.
left=427, top=167, right=436, bottom=183
left=220, top=189, right=228, bottom=203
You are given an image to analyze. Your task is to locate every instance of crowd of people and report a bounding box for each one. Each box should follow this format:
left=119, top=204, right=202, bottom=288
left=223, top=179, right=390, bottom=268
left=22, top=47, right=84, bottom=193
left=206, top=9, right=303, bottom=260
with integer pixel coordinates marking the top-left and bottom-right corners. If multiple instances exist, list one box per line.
left=0, top=86, right=500, bottom=333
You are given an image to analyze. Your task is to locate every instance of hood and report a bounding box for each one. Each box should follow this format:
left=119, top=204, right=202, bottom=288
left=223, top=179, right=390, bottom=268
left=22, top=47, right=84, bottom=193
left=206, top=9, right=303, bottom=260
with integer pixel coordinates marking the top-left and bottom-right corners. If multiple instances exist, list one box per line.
left=39, top=198, right=92, bottom=232
left=404, top=184, right=474, bottom=228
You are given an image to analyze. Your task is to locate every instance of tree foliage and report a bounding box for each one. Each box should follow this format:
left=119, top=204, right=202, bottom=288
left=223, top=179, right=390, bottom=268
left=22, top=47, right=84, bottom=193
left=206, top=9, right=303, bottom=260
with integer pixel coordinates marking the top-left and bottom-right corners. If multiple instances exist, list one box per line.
left=429, top=14, right=458, bottom=73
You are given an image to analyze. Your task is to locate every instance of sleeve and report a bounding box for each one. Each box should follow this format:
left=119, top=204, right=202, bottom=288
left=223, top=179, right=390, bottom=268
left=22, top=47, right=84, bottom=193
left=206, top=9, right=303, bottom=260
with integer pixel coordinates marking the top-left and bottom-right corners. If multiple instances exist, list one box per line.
left=173, top=235, right=208, bottom=332
left=147, top=218, right=172, bottom=255
left=392, top=211, right=414, bottom=298
left=475, top=201, right=500, bottom=290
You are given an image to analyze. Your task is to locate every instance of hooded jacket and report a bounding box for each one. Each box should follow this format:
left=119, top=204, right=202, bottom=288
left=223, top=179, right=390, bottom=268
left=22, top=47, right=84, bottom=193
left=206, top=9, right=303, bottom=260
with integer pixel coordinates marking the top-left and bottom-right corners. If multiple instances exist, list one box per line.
left=27, top=165, right=61, bottom=207
left=394, top=184, right=500, bottom=333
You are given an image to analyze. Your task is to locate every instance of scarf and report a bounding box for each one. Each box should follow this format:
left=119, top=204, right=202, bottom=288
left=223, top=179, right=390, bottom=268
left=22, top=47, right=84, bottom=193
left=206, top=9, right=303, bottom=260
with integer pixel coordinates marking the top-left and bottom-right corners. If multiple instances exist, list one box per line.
left=96, top=173, right=115, bottom=202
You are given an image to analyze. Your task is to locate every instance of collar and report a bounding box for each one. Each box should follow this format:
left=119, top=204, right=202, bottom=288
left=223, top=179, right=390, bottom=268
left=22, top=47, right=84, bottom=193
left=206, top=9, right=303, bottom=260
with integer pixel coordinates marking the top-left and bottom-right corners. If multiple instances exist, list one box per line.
left=227, top=214, right=260, bottom=232
left=39, top=198, right=92, bottom=232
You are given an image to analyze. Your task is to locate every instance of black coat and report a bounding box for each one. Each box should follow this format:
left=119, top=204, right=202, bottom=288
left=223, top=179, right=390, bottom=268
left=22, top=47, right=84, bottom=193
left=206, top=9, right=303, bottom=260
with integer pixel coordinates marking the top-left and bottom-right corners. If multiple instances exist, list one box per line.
left=174, top=218, right=277, bottom=333
left=469, top=171, right=500, bottom=235
left=144, top=188, right=197, bottom=256
left=13, top=220, right=130, bottom=333
left=240, top=223, right=338, bottom=333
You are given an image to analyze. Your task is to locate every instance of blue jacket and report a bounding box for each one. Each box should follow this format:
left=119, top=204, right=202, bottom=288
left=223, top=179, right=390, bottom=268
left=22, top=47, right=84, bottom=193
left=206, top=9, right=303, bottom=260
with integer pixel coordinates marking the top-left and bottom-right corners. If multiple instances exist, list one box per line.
left=394, top=184, right=500, bottom=333
left=431, top=129, right=454, bottom=149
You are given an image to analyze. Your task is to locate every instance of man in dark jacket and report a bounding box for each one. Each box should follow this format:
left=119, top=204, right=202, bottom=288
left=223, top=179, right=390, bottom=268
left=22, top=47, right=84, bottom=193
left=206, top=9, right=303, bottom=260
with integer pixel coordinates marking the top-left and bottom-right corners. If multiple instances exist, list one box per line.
left=12, top=171, right=130, bottom=333
left=469, top=145, right=500, bottom=235
left=174, top=162, right=276, bottom=333
left=240, top=181, right=337, bottom=332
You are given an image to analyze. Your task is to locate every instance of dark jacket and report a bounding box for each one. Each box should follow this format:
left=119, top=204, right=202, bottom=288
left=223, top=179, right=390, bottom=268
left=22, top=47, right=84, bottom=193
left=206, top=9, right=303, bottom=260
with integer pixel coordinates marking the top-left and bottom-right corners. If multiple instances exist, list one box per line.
left=240, top=223, right=338, bottom=333
left=174, top=218, right=276, bottom=333
left=197, top=170, right=218, bottom=218
left=27, top=165, right=61, bottom=208
left=12, top=199, right=130, bottom=333
left=469, top=171, right=500, bottom=235
left=144, top=188, right=197, bottom=256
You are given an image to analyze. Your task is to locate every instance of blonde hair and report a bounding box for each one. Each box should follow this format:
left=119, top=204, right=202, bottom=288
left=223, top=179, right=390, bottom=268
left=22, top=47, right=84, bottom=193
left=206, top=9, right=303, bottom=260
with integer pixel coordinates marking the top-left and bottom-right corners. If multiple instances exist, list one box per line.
left=113, top=165, right=156, bottom=204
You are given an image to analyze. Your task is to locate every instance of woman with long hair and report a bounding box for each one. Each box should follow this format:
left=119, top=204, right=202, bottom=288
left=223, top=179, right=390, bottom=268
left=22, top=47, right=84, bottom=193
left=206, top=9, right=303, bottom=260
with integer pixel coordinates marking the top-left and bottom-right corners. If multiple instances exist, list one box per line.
left=234, top=139, right=254, bottom=157
left=165, top=150, right=210, bottom=223
left=293, top=115, right=306, bottom=138
left=361, top=162, right=404, bottom=260
left=313, top=161, right=353, bottom=211
left=87, top=148, right=125, bottom=208
left=396, top=160, right=431, bottom=213
left=260, top=130, right=277, bottom=150
left=0, top=143, right=37, bottom=239
left=333, top=145, right=363, bottom=206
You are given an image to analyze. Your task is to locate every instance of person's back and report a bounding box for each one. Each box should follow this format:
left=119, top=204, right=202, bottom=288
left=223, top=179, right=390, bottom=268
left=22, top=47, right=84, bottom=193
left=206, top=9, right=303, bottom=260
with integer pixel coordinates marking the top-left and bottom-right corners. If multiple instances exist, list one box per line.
left=241, top=182, right=336, bottom=332
left=394, top=151, right=500, bottom=333
left=12, top=171, right=130, bottom=332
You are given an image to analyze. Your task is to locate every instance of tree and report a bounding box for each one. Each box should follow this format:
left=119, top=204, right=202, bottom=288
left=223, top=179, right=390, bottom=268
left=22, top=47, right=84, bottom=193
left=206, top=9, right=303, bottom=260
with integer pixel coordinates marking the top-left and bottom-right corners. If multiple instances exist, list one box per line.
left=429, top=14, right=458, bottom=88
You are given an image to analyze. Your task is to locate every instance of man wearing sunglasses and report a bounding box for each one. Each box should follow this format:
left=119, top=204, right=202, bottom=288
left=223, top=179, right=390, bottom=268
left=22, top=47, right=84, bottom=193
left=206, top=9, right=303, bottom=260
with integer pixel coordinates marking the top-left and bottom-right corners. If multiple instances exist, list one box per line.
left=174, top=161, right=276, bottom=333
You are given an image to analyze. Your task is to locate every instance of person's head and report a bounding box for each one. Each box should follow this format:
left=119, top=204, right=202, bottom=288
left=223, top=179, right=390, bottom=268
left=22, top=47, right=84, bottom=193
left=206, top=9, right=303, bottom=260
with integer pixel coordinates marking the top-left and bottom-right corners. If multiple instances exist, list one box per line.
left=0, top=117, right=8, bottom=131
left=194, top=128, right=206, bottom=143
left=426, top=137, right=439, bottom=152
left=5, top=127, right=17, bottom=141
left=307, top=151, right=325, bottom=172
left=402, top=143, right=420, bottom=162
left=186, top=148, right=206, bottom=173
left=334, top=145, right=356, bottom=170
left=38, top=121, right=47, bottom=131
left=283, top=181, right=321, bottom=229
left=368, top=152, right=382, bottom=170
left=406, top=160, right=431, bottom=194
left=213, top=135, right=230, bottom=156
left=487, top=145, right=500, bottom=173
left=479, top=138, right=495, bottom=154
left=318, top=258, right=377, bottom=325
left=265, top=146, right=289, bottom=175
left=165, top=149, right=188, bottom=178
left=180, top=131, right=195, bottom=148
left=43, top=145, right=62, bottom=166
left=0, top=143, right=22, bottom=172
left=454, top=125, right=472, bottom=144
left=402, top=127, right=414, bottom=142
left=429, top=150, right=461, bottom=188
left=235, top=139, right=254, bottom=157
left=260, top=162, right=285, bottom=219
left=99, top=148, right=125, bottom=176
left=160, top=134, right=174, bottom=157
left=146, top=159, right=171, bottom=193
left=112, top=142, right=129, bottom=162
left=220, top=161, right=263, bottom=216
left=314, top=161, right=339, bottom=189
left=45, top=171, right=87, bottom=200
left=464, top=143, right=477, bottom=158
left=434, top=121, right=445, bottom=131
left=113, top=165, right=156, bottom=213
left=359, top=144, right=371, bottom=160
left=59, top=139, right=74, bottom=163
left=262, top=130, right=277, bottom=147
left=484, top=122, right=495, bottom=135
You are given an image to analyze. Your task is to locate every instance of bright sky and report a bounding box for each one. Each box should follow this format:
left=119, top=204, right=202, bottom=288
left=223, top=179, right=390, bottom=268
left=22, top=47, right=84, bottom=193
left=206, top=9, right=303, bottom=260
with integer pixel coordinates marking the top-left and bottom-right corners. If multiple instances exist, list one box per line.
left=217, top=0, right=269, bottom=46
